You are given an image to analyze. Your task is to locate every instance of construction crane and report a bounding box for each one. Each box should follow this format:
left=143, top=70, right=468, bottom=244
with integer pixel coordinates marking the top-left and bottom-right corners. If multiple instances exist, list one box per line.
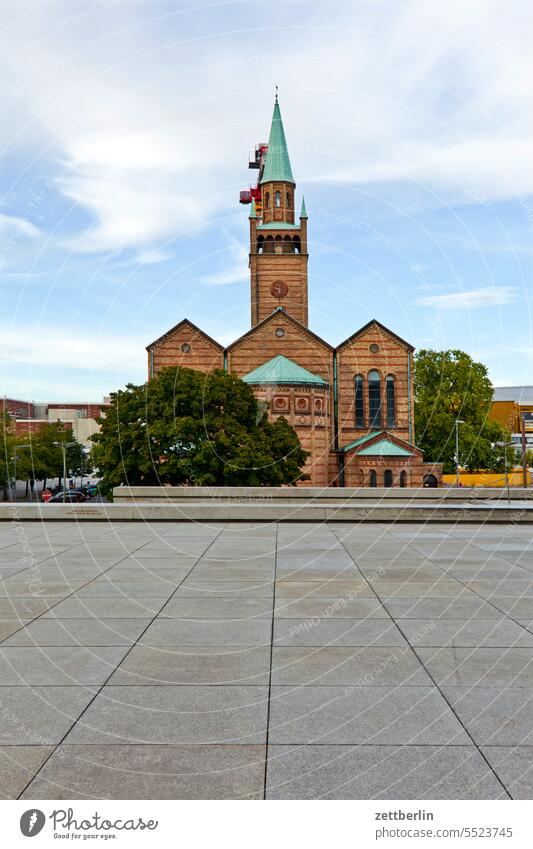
left=239, top=142, right=268, bottom=215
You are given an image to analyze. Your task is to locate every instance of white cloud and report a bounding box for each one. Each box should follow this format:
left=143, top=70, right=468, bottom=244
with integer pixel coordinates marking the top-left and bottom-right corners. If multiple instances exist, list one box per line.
left=0, top=326, right=145, bottom=372
left=416, top=287, right=518, bottom=309
left=199, top=238, right=249, bottom=286
left=0, top=0, right=532, bottom=257
left=0, top=213, right=39, bottom=238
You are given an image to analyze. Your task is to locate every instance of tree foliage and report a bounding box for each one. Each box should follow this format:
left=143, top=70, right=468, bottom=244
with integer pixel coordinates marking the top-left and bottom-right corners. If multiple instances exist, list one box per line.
left=92, top=367, right=309, bottom=498
left=0, top=417, right=82, bottom=497
left=414, top=349, right=511, bottom=474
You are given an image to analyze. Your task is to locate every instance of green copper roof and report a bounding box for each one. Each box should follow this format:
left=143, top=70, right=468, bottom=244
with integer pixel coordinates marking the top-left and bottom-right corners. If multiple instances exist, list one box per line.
left=242, top=355, right=326, bottom=386
left=300, top=196, right=307, bottom=218
left=342, top=432, right=384, bottom=452
left=260, top=99, right=295, bottom=185
left=358, top=438, right=413, bottom=457
left=256, top=221, right=300, bottom=230
left=249, top=199, right=257, bottom=219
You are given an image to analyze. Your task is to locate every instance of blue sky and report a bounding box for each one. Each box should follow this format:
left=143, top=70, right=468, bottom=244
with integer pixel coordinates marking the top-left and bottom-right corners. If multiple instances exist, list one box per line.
left=1, top=0, right=533, bottom=402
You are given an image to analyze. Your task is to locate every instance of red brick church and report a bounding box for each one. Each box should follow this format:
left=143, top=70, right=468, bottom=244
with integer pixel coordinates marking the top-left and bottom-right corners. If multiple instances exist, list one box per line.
left=147, top=97, right=441, bottom=488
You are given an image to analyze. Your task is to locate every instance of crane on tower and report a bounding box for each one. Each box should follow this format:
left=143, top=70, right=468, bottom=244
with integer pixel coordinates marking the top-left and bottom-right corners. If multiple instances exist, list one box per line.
left=239, top=142, right=268, bottom=216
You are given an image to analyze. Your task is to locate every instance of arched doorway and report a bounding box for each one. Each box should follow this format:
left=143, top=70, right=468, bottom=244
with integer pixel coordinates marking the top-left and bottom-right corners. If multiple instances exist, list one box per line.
left=384, top=469, right=393, bottom=487
left=369, top=470, right=377, bottom=487
left=423, top=474, right=438, bottom=488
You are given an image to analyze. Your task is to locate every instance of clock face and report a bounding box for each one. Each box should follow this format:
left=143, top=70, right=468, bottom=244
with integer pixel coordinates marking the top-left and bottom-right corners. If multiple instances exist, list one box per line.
left=271, top=280, right=288, bottom=300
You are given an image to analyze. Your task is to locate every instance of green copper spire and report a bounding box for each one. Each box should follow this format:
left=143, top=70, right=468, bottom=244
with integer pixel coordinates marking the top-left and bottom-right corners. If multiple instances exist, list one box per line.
left=249, top=199, right=257, bottom=219
left=300, top=196, right=307, bottom=218
left=260, top=97, right=295, bottom=185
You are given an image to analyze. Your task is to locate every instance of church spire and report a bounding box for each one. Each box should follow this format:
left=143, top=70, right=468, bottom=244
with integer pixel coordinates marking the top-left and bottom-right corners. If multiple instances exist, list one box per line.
left=260, top=96, right=295, bottom=185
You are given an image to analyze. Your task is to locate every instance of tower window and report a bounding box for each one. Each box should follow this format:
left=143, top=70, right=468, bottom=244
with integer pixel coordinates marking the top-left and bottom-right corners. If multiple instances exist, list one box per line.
left=287, top=192, right=292, bottom=208
left=275, top=191, right=281, bottom=207
left=386, top=375, right=395, bottom=427
left=368, top=370, right=381, bottom=427
left=265, top=191, right=270, bottom=209
left=354, top=374, right=364, bottom=427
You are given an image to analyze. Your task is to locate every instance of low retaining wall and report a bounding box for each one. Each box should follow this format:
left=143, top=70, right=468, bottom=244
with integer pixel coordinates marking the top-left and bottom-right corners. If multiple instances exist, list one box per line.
left=1, top=500, right=532, bottom=523
left=112, top=485, right=533, bottom=504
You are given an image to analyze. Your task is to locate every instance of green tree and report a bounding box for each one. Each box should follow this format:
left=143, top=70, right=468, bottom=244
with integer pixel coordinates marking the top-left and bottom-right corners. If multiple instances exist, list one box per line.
left=92, top=366, right=309, bottom=498
left=0, top=412, right=15, bottom=497
left=414, top=349, right=510, bottom=474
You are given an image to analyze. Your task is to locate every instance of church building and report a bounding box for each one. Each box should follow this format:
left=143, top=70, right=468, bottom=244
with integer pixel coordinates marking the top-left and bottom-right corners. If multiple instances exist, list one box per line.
left=147, top=97, right=441, bottom=488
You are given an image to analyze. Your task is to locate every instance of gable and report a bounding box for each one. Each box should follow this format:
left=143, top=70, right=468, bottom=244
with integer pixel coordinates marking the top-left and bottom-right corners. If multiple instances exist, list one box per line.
left=146, top=318, right=223, bottom=351
left=337, top=319, right=414, bottom=353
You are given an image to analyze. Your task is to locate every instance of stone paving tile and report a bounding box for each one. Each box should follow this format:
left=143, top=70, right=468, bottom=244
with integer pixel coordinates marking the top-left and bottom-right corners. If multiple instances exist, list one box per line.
left=65, top=685, right=269, bottom=745
left=190, top=566, right=275, bottom=582
left=75, top=579, right=182, bottom=598
left=2, top=618, right=153, bottom=646
left=416, top=647, right=533, bottom=688
left=489, top=598, right=533, bottom=617
left=140, top=618, right=271, bottom=647
left=266, top=745, right=507, bottom=799
left=275, top=580, right=372, bottom=598
left=398, top=618, right=533, bottom=648
left=21, top=744, right=266, bottom=799
left=273, top=598, right=387, bottom=619
left=268, top=685, right=469, bottom=745
left=103, top=565, right=194, bottom=581
left=177, top=581, right=273, bottom=598
left=273, top=618, right=408, bottom=647
left=159, top=597, right=272, bottom=619
left=109, top=645, right=271, bottom=685
left=0, top=598, right=63, bottom=618
left=443, top=687, right=533, bottom=746
left=369, top=581, right=469, bottom=598
left=276, top=567, right=361, bottom=582
left=0, top=686, right=97, bottom=744
left=481, top=747, right=533, bottom=799
left=383, top=597, right=505, bottom=619
left=270, top=646, right=432, bottom=686
left=0, top=579, right=91, bottom=597
left=0, top=746, right=54, bottom=799
left=42, top=597, right=167, bottom=618
left=0, top=646, right=129, bottom=685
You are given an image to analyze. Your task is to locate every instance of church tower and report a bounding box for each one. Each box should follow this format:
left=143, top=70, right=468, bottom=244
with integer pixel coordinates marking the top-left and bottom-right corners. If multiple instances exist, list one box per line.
left=247, top=96, right=309, bottom=326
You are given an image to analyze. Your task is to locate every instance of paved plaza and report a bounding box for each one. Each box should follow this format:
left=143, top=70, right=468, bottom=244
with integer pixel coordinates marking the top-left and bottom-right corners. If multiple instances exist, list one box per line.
left=1, top=519, right=533, bottom=799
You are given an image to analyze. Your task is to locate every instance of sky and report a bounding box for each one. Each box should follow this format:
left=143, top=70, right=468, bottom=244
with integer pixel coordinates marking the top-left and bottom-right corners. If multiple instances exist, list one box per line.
left=1, top=0, right=533, bottom=402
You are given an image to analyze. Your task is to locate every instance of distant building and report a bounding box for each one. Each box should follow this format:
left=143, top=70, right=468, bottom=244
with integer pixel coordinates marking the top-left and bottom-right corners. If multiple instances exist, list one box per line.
left=489, top=386, right=533, bottom=450
left=2, top=398, right=108, bottom=447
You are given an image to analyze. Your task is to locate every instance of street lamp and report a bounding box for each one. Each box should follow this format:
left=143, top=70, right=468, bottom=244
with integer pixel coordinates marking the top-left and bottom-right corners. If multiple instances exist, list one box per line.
left=53, top=441, right=77, bottom=503
left=455, top=419, right=465, bottom=488
left=12, top=444, right=31, bottom=502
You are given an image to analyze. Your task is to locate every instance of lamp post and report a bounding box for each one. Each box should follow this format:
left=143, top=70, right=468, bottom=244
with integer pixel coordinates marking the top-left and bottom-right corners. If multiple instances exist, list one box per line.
left=495, top=440, right=515, bottom=504
left=12, top=444, right=31, bottom=502
left=53, top=441, right=77, bottom=503
left=455, top=419, right=465, bottom=488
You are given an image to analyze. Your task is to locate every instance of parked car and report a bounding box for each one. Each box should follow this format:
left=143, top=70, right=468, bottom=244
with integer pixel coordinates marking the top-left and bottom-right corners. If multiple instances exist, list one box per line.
left=48, top=491, right=86, bottom=503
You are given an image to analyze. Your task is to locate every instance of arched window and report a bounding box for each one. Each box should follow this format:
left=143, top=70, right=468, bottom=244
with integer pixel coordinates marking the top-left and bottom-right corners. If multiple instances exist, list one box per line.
left=293, top=236, right=301, bottom=254
left=368, top=370, right=381, bottom=427
left=370, top=470, right=377, bottom=487
left=386, top=375, right=395, bottom=427
left=264, top=191, right=270, bottom=209
left=274, top=235, right=283, bottom=254
left=384, top=469, right=393, bottom=487
left=354, top=374, right=364, bottom=427
left=286, top=191, right=292, bottom=208
left=283, top=235, right=292, bottom=253
left=275, top=191, right=281, bottom=208
left=400, top=470, right=407, bottom=487
left=257, top=236, right=264, bottom=254
left=265, top=235, right=274, bottom=253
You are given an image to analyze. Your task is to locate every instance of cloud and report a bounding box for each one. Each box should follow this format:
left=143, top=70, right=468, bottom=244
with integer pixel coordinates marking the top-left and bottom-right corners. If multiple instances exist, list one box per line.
left=0, top=326, right=145, bottom=372
left=416, top=287, right=518, bottom=309
left=0, top=213, right=39, bottom=238
left=199, top=240, right=249, bottom=286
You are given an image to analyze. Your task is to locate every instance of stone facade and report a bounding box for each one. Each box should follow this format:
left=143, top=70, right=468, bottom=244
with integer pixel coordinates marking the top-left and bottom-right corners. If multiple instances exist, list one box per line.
left=146, top=99, right=442, bottom=487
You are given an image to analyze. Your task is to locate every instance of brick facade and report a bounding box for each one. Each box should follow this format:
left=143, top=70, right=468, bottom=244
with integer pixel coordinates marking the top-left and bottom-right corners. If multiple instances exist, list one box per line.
left=146, top=99, right=442, bottom=487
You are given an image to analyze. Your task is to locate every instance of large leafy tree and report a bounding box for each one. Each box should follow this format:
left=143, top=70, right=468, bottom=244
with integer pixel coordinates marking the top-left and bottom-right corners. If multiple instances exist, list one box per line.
left=414, top=349, right=512, bottom=474
left=92, top=366, right=309, bottom=497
